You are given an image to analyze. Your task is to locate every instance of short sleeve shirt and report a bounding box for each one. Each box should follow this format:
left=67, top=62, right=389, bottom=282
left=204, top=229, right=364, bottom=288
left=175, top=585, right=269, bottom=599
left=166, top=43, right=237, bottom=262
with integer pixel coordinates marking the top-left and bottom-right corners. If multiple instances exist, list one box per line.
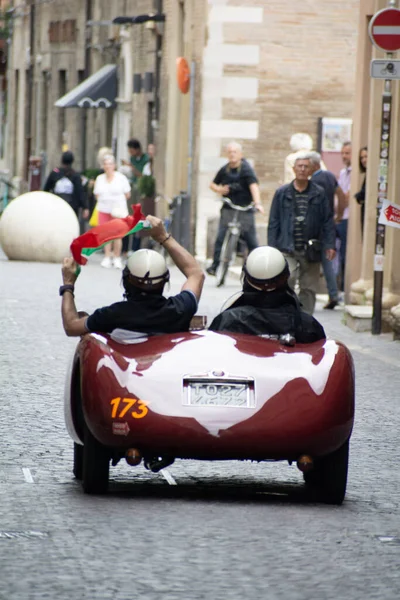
left=338, top=166, right=352, bottom=220
left=94, top=171, right=131, bottom=215
left=86, top=290, right=198, bottom=335
left=213, top=159, right=258, bottom=207
left=130, top=153, right=149, bottom=184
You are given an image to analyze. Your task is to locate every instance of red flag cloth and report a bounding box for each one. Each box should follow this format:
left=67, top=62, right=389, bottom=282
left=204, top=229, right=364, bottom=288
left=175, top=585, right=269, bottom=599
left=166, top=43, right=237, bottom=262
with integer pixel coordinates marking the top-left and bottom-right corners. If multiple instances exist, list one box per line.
left=70, top=204, right=146, bottom=265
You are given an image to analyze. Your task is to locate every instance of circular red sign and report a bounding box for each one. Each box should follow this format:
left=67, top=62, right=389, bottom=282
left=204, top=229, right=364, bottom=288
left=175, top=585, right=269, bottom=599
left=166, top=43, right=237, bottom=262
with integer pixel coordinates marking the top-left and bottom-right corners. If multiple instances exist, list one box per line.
left=369, top=7, right=400, bottom=52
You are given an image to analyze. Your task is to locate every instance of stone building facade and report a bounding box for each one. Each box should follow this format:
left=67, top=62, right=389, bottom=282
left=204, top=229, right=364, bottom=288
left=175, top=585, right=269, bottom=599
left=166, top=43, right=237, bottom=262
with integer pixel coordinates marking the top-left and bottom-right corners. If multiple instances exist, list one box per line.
left=4, top=0, right=360, bottom=258
left=4, top=0, right=160, bottom=184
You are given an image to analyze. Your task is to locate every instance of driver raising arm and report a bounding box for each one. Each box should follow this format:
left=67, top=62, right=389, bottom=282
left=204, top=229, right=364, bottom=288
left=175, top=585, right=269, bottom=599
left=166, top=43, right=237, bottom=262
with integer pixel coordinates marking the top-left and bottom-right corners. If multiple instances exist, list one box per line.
left=60, top=215, right=205, bottom=337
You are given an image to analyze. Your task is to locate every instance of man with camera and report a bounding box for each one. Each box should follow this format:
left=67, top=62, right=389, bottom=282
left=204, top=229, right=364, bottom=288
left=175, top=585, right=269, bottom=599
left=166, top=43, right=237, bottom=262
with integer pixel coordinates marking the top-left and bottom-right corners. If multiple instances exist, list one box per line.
left=206, top=142, right=264, bottom=276
left=267, top=155, right=336, bottom=315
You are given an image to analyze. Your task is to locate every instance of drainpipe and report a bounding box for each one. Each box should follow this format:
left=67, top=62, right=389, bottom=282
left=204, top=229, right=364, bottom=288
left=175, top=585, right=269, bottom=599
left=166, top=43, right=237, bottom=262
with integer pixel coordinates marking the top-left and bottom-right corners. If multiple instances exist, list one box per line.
left=25, top=1, right=35, bottom=180
left=153, top=0, right=163, bottom=131
left=81, top=0, right=92, bottom=171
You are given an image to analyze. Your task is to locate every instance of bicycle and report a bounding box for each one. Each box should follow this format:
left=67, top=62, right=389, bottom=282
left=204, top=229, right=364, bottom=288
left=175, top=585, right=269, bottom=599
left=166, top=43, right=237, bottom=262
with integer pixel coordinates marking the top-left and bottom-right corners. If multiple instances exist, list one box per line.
left=215, top=197, right=255, bottom=287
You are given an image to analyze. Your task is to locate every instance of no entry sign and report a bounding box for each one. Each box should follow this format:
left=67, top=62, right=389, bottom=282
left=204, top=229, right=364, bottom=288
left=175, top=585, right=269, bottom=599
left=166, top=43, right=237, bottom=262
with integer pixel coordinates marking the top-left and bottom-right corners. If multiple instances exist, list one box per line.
left=369, top=8, right=400, bottom=52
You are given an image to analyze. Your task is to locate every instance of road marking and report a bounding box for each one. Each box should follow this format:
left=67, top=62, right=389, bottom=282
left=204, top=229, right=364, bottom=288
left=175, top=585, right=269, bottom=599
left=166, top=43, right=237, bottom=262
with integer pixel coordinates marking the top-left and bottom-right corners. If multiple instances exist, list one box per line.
left=160, top=469, right=177, bottom=486
left=22, top=468, right=34, bottom=483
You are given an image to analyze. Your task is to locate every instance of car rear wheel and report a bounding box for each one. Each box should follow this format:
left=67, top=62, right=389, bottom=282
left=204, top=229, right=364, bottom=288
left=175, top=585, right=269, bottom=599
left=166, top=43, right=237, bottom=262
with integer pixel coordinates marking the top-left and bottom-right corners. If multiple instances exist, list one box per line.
left=82, top=423, right=110, bottom=494
left=303, top=439, right=349, bottom=505
left=73, top=443, right=83, bottom=480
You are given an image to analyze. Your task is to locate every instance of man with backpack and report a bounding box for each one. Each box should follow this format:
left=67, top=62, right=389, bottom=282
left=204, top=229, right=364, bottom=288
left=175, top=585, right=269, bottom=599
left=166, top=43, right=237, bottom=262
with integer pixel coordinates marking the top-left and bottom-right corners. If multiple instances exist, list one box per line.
left=44, top=151, right=89, bottom=220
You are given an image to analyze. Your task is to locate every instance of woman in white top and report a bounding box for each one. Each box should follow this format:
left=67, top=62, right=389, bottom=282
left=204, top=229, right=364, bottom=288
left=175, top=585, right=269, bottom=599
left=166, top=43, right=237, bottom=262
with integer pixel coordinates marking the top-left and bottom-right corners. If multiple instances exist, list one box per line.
left=94, top=154, right=131, bottom=269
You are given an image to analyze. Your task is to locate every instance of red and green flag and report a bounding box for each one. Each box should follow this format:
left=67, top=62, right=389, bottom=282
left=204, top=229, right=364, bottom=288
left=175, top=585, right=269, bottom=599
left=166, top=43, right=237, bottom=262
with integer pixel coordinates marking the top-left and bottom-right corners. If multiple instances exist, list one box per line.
left=70, top=204, right=148, bottom=265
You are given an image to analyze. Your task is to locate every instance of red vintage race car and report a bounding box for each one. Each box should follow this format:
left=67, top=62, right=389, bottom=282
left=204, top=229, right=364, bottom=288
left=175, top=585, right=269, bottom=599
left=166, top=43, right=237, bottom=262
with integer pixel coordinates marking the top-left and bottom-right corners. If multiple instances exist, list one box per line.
left=64, top=324, right=355, bottom=504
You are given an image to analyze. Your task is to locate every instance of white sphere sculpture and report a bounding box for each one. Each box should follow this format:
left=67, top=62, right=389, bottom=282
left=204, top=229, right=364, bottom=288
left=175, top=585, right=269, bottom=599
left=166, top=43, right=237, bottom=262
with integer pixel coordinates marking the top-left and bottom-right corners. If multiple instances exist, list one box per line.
left=0, top=191, right=80, bottom=263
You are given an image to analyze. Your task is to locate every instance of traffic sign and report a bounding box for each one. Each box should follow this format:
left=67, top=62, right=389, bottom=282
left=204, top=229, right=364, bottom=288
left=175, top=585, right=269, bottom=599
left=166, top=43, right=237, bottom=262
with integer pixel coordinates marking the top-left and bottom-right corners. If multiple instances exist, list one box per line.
left=371, top=59, right=400, bottom=79
left=369, top=7, right=400, bottom=52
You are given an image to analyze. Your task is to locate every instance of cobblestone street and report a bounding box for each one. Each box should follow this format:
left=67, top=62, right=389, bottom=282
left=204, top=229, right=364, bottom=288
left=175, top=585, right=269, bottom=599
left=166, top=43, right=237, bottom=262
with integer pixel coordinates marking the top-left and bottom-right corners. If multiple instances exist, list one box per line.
left=1, top=251, right=400, bottom=600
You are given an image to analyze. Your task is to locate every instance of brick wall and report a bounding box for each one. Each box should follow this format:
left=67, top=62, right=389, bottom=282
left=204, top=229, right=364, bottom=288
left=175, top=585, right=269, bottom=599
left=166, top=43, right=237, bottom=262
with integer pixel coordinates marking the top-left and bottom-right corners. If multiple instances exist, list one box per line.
left=196, top=0, right=359, bottom=257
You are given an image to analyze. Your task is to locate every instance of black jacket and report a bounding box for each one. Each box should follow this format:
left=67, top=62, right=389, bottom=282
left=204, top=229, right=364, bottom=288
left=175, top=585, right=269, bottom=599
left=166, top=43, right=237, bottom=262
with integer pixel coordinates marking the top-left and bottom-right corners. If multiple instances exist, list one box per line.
left=209, top=288, right=325, bottom=343
left=268, top=180, right=335, bottom=253
left=44, top=167, right=87, bottom=214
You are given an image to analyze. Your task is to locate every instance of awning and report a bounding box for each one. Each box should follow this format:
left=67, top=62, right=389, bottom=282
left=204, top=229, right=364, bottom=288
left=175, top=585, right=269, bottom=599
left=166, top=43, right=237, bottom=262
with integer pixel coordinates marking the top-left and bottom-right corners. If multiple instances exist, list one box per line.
left=55, top=64, right=117, bottom=109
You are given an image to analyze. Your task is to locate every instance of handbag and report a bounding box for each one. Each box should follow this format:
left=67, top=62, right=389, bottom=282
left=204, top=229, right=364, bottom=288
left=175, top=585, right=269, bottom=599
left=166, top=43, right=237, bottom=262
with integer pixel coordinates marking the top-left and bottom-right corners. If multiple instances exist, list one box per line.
left=89, top=205, right=99, bottom=227
left=305, top=239, right=322, bottom=263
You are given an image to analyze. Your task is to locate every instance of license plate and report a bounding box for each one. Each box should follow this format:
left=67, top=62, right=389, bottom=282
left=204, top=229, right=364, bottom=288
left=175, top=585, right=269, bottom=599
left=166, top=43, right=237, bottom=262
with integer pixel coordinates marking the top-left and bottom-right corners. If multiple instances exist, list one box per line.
left=183, top=379, right=255, bottom=408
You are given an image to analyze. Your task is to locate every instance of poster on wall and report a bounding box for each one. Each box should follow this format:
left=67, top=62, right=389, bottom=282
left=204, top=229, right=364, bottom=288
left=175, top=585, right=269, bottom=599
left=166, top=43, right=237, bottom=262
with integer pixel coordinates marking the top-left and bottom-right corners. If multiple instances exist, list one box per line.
left=318, top=117, right=353, bottom=175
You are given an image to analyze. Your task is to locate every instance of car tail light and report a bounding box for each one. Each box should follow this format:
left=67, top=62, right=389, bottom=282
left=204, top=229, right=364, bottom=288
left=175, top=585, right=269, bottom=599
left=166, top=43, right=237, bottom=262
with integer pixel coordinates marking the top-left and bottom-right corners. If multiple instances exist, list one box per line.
left=125, top=448, right=142, bottom=466
left=296, top=455, right=314, bottom=472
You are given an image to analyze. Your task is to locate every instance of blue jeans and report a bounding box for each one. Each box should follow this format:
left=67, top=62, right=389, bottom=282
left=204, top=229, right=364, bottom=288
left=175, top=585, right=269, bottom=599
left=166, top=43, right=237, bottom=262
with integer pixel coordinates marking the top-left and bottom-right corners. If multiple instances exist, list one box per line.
left=321, top=251, right=338, bottom=301
left=336, top=219, right=348, bottom=291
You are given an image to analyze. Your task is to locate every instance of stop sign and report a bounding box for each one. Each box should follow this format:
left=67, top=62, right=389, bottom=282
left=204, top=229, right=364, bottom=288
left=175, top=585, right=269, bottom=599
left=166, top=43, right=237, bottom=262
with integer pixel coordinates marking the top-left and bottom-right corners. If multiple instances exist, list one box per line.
left=369, top=8, right=400, bottom=52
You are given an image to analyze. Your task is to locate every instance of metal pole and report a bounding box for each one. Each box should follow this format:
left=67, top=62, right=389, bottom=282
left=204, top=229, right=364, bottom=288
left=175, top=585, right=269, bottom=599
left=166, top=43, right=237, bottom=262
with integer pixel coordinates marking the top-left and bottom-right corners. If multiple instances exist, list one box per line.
left=186, top=61, right=196, bottom=252
left=371, top=0, right=398, bottom=334
left=187, top=61, right=196, bottom=199
left=372, top=79, right=392, bottom=334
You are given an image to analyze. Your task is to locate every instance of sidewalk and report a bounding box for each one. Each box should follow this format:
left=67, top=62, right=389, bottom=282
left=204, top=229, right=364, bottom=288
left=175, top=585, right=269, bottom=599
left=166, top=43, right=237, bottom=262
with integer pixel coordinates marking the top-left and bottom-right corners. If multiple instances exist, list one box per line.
left=220, top=263, right=400, bottom=368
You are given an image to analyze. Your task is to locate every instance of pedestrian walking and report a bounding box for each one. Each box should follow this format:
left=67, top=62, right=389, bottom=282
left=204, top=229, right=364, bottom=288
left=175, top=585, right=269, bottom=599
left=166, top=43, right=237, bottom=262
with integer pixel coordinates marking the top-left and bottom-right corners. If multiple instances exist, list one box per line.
left=93, top=154, right=131, bottom=269
left=267, top=155, right=336, bottom=315
left=354, top=146, right=367, bottom=237
left=337, top=141, right=352, bottom=289
left=307, top=151, right=346, bottom=309
left=206, top=141, right=264, bottom=276
left=44, top=151, right=89, bottom=221
left=121, top=139, right=149, bottom=254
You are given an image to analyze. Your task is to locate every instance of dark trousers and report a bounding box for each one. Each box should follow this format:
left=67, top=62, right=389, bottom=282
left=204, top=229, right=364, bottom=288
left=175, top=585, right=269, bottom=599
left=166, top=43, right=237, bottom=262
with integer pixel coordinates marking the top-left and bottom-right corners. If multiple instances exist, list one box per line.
left=212, top=216, right=258, bottom=268
left=336, top=219, right=348, bottom=291
left=122, top=234, right=141, bottom=254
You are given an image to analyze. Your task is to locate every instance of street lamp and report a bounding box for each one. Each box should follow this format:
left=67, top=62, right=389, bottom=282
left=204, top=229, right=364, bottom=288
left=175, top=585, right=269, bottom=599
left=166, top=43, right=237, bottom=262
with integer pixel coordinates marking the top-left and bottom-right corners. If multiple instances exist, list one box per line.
left=112, top=14, right=165, bottom=25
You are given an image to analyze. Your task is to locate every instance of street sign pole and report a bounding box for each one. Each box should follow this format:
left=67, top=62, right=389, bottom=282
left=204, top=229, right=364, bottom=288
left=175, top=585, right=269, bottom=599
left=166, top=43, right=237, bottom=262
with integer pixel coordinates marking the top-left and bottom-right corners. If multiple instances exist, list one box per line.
left=369, top=0, right=399, bottom=334
left=371, top=81, right=392, bottom=334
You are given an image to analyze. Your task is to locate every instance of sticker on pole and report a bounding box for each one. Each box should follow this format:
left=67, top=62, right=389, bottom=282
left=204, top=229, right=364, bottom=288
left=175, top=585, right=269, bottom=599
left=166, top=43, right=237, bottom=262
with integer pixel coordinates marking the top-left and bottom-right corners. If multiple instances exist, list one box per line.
left=379, top=199, right=400, bottom=230
left=374, top=254, right=385, bottom=272
left=369, top=8, right=400, bottom=52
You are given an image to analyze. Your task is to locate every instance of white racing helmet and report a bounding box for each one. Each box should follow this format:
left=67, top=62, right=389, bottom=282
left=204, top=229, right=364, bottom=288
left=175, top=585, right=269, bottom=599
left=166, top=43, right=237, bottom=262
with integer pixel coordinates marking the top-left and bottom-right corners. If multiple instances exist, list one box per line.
left=243, top=246, right=289, bottom=292
left=125, top=249, right=170, bottom=290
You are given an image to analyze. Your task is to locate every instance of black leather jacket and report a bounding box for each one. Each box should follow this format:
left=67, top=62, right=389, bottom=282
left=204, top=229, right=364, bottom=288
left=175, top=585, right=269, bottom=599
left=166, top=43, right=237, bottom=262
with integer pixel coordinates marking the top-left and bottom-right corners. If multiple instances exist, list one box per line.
left=209, top=288, right=325, bottom=343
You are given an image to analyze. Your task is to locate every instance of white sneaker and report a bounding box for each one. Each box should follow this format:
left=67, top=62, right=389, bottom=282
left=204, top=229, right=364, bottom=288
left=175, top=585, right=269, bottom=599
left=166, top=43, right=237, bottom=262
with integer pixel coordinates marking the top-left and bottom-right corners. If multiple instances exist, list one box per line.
left=113, top=257, right=124, bottom=269
left=101, top=256, right=112, bottom=268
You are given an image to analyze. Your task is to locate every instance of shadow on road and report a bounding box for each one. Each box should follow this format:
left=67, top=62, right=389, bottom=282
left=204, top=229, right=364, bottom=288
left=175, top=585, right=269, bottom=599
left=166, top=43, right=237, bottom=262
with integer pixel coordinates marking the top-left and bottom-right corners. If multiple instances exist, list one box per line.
left=86, top=478, right=330, bottom=506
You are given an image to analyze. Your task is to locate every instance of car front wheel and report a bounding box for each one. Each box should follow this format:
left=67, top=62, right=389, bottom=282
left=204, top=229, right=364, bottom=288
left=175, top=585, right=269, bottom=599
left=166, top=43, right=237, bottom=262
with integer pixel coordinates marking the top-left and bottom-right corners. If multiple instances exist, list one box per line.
left=304, top=439, right=349, bottom=505
left=82, top=423, right=110, bottom=494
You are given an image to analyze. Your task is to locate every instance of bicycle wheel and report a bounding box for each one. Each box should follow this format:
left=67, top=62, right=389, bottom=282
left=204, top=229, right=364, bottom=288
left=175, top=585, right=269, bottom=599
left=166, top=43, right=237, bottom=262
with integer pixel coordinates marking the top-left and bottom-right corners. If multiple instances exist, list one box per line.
left=216, top=232, right=237, bottom=287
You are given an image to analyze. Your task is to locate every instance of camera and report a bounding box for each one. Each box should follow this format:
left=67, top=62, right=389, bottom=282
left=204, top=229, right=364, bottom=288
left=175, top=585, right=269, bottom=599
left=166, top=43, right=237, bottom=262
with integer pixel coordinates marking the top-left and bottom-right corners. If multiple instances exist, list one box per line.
left=386, top=62, right=395, bottom=73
